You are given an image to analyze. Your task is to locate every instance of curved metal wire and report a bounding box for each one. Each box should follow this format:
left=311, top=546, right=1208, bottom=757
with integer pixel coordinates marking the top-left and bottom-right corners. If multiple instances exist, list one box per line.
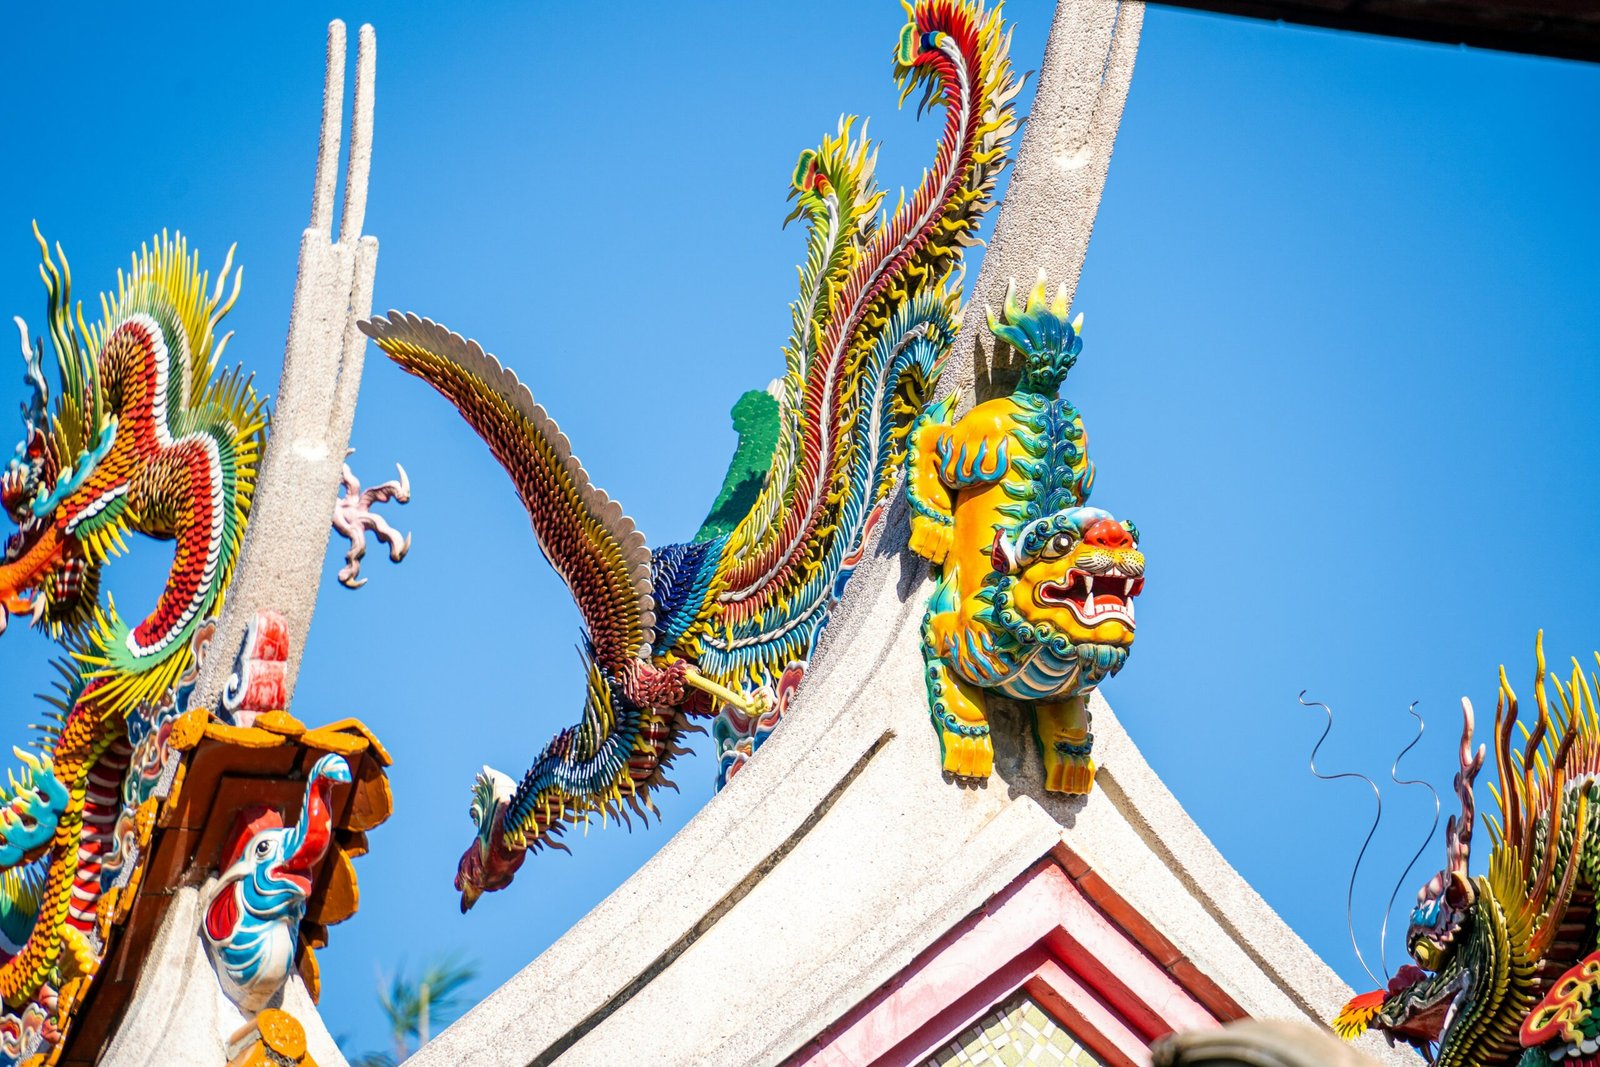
left=1378, top=701, right=1440, bottom=982
left=1300, top=691, right=1384, bottom=988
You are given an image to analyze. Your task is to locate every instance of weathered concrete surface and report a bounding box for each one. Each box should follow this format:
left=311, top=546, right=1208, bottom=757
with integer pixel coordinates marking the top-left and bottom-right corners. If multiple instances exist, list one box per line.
left=191, top=20, right=380, bottom=712
left=949, top=0, right=1143, bottom=405
left=409, top=494, right=1408, bottom=1066
left=97, top=886, right=348, bottom=1067
left=408, top=2, right=1412, bottom=1065
left=94, top=23, right=380, bottom=1067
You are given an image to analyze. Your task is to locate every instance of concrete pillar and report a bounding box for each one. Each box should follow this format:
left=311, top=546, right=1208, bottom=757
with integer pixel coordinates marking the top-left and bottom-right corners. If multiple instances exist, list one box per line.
left=191, top=21, right=380, bottom=711
left=948, top=0, right=1144, bottom=404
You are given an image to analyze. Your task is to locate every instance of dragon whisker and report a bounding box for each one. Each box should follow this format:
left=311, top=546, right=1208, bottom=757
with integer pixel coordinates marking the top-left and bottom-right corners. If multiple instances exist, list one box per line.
left=1380, top=700, right=1440, bottom=983
left=1300, top=690, right=1384, bottom=988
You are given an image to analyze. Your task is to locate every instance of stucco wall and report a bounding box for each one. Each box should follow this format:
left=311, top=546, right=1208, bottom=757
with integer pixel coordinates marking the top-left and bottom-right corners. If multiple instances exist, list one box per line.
left=97, top=886, right=348, bottom=1067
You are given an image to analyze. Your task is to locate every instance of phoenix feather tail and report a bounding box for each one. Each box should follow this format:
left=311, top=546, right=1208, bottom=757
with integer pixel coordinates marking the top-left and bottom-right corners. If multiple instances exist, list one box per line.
left=704, top=0, right=1018, bottom=780
left=363, top=0, right=1020, bottom=904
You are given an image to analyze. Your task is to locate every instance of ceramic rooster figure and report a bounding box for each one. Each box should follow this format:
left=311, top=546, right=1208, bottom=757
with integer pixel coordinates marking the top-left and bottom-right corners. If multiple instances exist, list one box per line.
left=361, top=0, right=1020, bottom=909
left=203, top=754, right=351, bottom=1015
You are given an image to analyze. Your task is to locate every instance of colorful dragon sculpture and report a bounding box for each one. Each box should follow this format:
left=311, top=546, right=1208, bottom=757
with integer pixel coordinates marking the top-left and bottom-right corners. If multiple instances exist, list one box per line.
left=0, top=228, right=264, bottom=1009
left=360, top=0, right=1019, bottom=910
left=1335, top=635, right=1600, bottom=1067
left=906, top=274, right=1143, bottom=794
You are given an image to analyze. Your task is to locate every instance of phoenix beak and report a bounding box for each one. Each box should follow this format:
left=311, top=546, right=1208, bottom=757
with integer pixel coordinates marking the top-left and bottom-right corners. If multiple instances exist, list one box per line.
left=460, top=884, right=482, bottom=913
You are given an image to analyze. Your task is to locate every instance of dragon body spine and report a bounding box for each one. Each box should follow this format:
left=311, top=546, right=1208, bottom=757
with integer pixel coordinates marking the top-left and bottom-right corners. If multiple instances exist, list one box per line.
left=0, top=230, right=264, bottom=1005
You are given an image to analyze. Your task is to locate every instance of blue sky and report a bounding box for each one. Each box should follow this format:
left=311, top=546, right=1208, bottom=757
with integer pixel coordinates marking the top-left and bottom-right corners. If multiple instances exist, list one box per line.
left=0, top=0, right=1596, bottom=1055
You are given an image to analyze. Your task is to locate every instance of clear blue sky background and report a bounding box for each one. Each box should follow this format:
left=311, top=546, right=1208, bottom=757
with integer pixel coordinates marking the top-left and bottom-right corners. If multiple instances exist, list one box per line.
left=0, top=1, right=1596, bottom=1056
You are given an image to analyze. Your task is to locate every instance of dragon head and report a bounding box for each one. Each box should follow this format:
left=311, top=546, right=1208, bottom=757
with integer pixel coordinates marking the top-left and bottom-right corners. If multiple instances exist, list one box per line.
left=203, top=754, right=350, bottom=1014
left=1344, top=885, right=1486, bottom=1059
left=988, top=505, right=1143, bottom=691
left=457, top=767, right=525, bottom=913
left=1337, top=639, right=1600, bottom=1067
left=0, top=294, right=103, bottom=638
left=1337, top=699, right=1488, bottom=1060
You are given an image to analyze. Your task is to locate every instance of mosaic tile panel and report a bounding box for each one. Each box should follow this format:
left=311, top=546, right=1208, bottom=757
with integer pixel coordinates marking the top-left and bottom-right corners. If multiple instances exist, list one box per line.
left=926, top=992, right=1106, bottom=1066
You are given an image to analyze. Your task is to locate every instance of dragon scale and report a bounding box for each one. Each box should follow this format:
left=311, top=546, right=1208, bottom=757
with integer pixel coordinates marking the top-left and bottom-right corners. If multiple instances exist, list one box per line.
left=0, top=230, right=263, bottom=1006
left=1338, top=636, right=1600, bottom=1067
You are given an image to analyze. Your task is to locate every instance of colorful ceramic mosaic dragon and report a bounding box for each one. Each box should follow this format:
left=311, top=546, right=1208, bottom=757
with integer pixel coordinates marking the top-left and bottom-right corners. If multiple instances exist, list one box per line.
left=905, top=274, right=1143, bottom=794
left=1336, top=635, right=1600, bottom=1067
left=0, top=229, right=264, bottom=1010
left=361, top=0, right=1019, bottom=909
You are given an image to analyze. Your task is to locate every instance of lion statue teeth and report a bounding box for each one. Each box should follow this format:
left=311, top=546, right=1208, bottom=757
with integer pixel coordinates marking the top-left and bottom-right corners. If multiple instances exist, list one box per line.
left=906, top=271, right=1143, bottom=794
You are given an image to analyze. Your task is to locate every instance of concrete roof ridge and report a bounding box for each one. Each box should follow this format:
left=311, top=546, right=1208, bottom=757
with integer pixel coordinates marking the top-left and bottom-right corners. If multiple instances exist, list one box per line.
left=1071, top=697, right=1418, bottom=1064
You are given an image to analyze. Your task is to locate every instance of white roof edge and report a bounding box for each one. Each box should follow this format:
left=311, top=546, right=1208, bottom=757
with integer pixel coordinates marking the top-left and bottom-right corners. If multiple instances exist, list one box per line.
left=408, top=491, right=1415, bottom=1066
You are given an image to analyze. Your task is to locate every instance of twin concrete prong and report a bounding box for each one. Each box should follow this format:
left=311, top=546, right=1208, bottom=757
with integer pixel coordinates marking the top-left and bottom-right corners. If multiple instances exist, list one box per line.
left=192, top=20, right=382, bottom=711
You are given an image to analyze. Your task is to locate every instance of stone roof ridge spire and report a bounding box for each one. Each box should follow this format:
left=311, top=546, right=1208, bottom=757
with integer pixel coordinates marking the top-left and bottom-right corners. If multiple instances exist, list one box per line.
left=191, top=19, right=382, bottom=713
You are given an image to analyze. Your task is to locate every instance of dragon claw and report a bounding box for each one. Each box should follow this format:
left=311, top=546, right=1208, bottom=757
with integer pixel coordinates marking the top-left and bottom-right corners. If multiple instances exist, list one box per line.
left=334, top=451, right=413, bottom=589
left=0, top=595, right=36, bottom=637
left=940, top=730, right=995, bottom=779
left=748, top=685, right=776, bottom=718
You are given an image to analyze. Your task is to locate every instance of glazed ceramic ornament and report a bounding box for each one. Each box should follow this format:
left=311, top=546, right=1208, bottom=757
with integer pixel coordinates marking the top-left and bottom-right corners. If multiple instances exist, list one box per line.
left=907, top=272, right=1145, bottom=795
left=202, top=754, right=350, bottom=1014
left=1336, top=635, right=1600, bottom=1067
left=0, top=231, right=266, bottom=1011
left=359, top=0, right=1021, bottom=910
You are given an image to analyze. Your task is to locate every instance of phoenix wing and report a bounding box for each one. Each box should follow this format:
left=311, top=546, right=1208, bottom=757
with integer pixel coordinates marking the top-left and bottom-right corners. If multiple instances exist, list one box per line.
left=359, top=313, right=655, bottom=671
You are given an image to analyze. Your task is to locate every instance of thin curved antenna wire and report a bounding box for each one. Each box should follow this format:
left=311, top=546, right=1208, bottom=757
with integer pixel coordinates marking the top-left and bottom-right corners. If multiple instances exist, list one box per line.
left=1300, top=690, right=1384, bottom=988
left=1378, top=701, right=1440, bottom=982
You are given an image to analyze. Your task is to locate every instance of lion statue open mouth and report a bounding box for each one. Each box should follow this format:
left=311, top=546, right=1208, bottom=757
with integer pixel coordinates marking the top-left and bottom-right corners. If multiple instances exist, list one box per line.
left=906, top=273, right=1144, bottom=794
left=1006, top=510, right=1144, bottom=651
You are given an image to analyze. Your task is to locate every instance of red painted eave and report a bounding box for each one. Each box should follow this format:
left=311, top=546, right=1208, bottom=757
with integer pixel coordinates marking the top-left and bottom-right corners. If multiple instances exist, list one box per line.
left=791, top=846, right=1250, bottom=1067
left=1159, top=0, right=1600, bottom=63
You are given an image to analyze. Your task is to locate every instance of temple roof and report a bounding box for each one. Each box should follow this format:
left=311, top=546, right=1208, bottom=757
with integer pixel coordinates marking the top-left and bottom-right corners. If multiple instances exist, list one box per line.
left=1161, top=0, right=1599, bottom=63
